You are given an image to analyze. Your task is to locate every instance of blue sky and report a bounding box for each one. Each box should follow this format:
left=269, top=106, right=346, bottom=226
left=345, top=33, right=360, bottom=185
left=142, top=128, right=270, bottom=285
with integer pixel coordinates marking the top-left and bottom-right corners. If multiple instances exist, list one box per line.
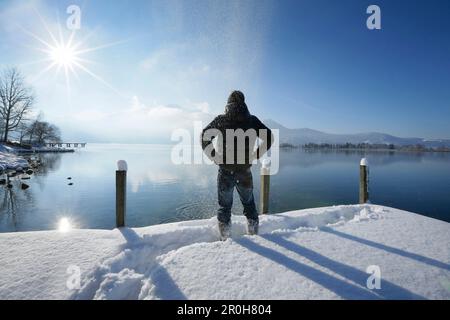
left=0, top=0, right=449, bottom=142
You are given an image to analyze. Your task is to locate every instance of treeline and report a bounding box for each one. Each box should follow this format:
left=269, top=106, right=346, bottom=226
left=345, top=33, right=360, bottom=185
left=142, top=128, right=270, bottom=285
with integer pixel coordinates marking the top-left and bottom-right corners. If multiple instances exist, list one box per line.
left=0, top=68, right=61, bottom=146
left=280, top=142, right=450, bottom=152
left=303, top=142, right=399, bottom=150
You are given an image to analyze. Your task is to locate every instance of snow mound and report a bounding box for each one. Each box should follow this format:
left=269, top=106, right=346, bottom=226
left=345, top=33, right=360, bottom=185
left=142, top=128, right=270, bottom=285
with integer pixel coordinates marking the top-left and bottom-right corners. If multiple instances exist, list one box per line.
left=0, top=205, right=449, bottom=300
left=0, top=151, right=29, bottom=171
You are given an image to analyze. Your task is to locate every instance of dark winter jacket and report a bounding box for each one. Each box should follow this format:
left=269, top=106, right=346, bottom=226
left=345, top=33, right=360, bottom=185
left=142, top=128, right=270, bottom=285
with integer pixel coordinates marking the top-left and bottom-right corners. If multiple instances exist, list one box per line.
left=201, top=91, right=273, bottom=171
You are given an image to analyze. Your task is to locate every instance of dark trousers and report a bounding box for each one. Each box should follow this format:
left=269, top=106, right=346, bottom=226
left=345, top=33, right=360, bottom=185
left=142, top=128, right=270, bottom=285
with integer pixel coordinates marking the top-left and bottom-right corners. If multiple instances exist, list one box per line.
left=217, top=167, right=258, bottom=223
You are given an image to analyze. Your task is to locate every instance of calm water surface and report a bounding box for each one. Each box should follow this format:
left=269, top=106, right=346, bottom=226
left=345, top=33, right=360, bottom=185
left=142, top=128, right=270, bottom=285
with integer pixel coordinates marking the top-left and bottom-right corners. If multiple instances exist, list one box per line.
left=1, top=144, right=449, bottom=232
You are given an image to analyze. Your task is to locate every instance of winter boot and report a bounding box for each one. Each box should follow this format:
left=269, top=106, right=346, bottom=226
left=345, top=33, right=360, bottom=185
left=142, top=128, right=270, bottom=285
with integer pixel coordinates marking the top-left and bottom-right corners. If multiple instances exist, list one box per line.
left=218, top=221, right=231, bottom=241
left=247, top=218, right=259, bottom=236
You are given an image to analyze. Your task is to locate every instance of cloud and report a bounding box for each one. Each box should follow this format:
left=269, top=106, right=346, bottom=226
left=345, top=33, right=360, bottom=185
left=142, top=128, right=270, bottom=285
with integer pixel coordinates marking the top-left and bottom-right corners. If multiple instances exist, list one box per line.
left=192, top=101, right=210, bottom=113
left=67, top=96, right=213, bottom=143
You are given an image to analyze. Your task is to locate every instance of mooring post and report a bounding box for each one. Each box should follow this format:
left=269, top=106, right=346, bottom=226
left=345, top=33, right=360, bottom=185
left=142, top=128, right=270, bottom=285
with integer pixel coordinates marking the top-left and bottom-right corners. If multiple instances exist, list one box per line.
left=116, top=160, right=127, bottom=228
left=359, top=158, right=369, bottom=204
left=260, top=159, right=271, bottom=214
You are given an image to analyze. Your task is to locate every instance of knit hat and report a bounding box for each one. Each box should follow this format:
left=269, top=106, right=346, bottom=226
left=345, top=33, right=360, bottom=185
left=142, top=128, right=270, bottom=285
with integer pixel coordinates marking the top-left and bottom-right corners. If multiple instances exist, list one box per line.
left=227, top=90, right=245, bottom=104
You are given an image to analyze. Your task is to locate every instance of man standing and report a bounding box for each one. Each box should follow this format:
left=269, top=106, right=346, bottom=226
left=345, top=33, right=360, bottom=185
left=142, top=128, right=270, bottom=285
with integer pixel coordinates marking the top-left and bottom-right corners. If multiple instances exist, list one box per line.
left=201, top=91, right=273, bottom=240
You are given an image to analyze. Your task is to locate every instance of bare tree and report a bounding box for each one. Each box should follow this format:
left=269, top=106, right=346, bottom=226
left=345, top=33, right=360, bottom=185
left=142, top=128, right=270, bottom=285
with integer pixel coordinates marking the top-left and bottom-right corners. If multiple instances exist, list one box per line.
left=15, top=121, right=29, bottom=144
left=0, top=118, right=5, bottom=140
left=24, top=113, right=43, bottom=144
left=33, top=121, right=61, bottom=145
left=0, top=68, right=34, bottom=142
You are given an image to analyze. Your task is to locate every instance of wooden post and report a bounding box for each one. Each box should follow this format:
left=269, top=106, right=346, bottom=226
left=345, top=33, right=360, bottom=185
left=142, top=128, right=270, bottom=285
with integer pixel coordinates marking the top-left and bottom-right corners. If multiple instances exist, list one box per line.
left=260, top=160, right=271, bottom=214
left=116, top=160, right=127, bottom=228
left=359, top=158, right=369, bottom=204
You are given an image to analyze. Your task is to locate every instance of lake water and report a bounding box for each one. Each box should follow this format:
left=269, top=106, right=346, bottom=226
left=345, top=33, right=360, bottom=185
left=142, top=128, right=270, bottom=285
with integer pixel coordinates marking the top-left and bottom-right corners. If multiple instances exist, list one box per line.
left=1, top=144, right=449, bottom=232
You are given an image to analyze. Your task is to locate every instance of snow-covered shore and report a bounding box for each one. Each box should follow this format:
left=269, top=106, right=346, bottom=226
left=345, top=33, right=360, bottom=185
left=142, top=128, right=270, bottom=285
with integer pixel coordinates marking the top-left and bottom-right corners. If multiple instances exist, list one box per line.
left=0, top=151, right=29, bottom=171
left=0, top=142, right=75, bottom=171
left=0, top=204, right=449, bottom=300
left=0, top=143, right=74, bottom=155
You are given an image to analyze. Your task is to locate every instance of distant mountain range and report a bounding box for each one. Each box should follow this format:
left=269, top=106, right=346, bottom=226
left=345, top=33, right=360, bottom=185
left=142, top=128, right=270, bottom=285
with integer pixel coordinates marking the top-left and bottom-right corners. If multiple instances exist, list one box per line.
left=264, top=119, right=450, bottom=148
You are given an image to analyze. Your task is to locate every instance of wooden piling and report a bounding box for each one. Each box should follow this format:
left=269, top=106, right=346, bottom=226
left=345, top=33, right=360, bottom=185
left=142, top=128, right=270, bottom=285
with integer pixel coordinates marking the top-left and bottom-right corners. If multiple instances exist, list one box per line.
left=116, top=160, right=127, bottom=228
left=260, top=160, right=271, bottom=214
left=359, top=158, right=369, bottom=204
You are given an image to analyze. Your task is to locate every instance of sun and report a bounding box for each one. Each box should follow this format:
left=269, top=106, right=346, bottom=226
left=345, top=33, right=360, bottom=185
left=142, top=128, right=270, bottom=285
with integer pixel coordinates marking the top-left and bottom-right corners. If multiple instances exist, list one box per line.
left=20, top=9, right=128, bottom=98
left=50, top=44, right=77, bottom=68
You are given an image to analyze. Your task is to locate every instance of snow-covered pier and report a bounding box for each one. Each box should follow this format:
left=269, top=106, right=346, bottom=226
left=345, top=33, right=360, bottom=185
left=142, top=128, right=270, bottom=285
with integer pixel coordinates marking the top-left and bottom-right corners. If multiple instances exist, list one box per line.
left=0, top=204, right=448, bottom=300
left=44, top=142, right=87, bottom=148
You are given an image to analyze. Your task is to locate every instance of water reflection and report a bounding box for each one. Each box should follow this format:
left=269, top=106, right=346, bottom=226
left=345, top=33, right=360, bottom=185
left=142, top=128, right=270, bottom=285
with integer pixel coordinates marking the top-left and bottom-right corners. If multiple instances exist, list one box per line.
left=280, top=149, right=444, bottom=168
left=57, top=217, right=72, bottom=232
left=0, top=178, right=33, bottom=231
left=25, top=153, right=63, bottom=176
left=0, top=153, right=62, bottom=232
left=0, top=186, right=19, bottom=229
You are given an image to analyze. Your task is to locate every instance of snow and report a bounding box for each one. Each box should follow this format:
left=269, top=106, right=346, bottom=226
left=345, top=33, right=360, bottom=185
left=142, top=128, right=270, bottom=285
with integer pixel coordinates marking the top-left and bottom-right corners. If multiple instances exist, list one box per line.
left=262, top=158, right=271, bottom=169
left=0, top=143, right=74, bottom=154
left=0, top=205, right=448, bottom=300
left=31, top=146, right=74, bottom=153
left=360, top=158, right=369, bottom=166
left=0, top=144, right=15, bottom=153
left=117, top=160, right=128, bottom=171
left=0, top=151, right=29, bottom=171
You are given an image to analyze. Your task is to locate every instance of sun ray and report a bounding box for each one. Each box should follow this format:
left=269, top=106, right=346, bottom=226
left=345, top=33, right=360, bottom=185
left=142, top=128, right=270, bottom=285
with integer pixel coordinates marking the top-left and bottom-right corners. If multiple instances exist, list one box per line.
left=73, top=56, right=94, bottom=63
left=56, top=13, right=65, bottom=47
left=70, top=26, right=102, bottom=51
left=21, top=8, right=128, bottom=100
left=67, top=30, right=77, bottom=48
left=74, top=39, right=132, bottom=55
left=29, top=62, right=57, bottom=84
left=33, top=6, right=59, bottom=47
left=68, top=61, right=80, bottom=79
left=18, top=58, right=53, bottom=68
left=71, top=60, right=124, bottom=96
left=18, top=25, right=54, bottom=50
